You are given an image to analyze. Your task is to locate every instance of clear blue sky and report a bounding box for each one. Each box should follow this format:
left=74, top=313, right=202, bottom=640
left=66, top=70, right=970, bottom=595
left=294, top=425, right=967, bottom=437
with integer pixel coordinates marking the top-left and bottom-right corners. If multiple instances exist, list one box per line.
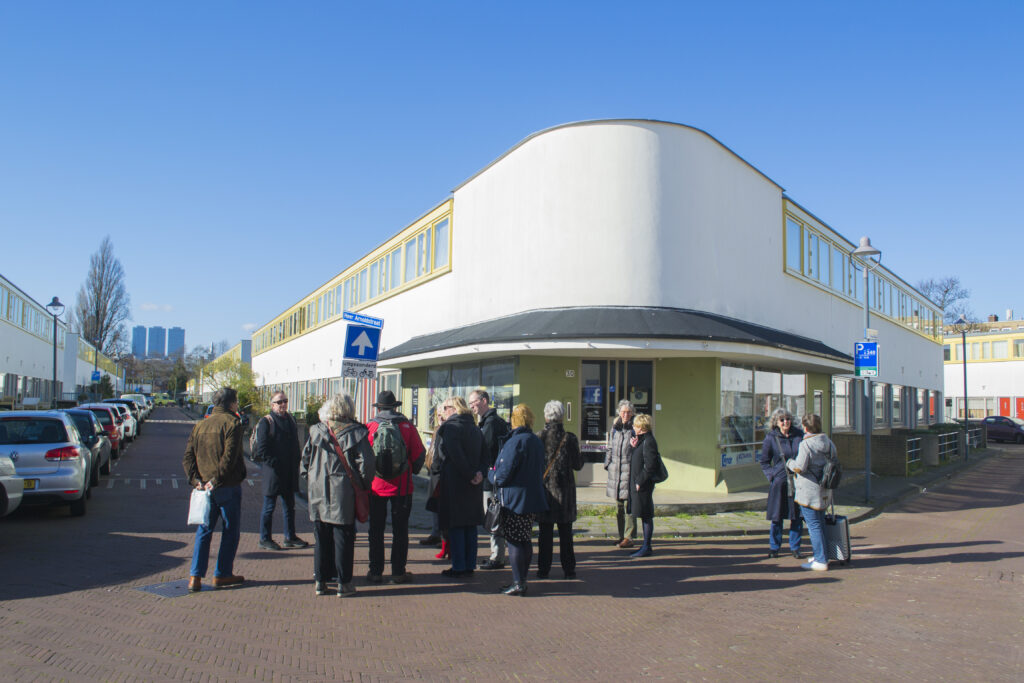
left=2, top=1, right=1020, bottom=352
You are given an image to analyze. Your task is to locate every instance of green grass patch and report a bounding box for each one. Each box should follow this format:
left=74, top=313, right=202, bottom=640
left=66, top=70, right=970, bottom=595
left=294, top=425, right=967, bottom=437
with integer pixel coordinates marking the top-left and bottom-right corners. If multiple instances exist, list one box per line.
left=577, top=504, right=617, bottom=517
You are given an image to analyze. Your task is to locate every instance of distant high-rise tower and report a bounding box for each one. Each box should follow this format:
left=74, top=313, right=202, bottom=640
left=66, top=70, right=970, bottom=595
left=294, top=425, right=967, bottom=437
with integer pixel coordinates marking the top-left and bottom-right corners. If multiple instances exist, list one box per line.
left=132, top=325, right=147, bottom=358
left=148, top=326, right=166, bottom=358
left=168, top=327, right=186, bottom=358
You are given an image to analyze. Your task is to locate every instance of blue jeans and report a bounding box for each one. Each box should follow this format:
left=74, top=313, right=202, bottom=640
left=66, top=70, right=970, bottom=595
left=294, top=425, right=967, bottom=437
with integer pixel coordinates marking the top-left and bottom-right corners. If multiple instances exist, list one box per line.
left=260, top=491, right=296, bottom=542
left=190, top=485, right=242, bottom=578
left=447, top=526, right=478, bottom=572
left=800, top=505, right=827, bottom=565
left=769, top=517, right=804, bottom=552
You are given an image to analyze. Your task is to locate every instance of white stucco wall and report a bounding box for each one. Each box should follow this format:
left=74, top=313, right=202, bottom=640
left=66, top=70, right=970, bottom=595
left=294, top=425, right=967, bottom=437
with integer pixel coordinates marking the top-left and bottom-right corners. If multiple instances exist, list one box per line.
left=254, top=120, right=942, bottom=392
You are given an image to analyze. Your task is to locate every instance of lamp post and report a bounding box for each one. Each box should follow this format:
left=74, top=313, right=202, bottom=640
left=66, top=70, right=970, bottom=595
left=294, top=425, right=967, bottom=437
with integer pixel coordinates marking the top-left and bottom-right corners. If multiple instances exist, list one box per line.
left=45, top=297, right=65, bottom=408
left=853, top=236, right=881, bottom=502
left=953, top=315, right=970, bottom=460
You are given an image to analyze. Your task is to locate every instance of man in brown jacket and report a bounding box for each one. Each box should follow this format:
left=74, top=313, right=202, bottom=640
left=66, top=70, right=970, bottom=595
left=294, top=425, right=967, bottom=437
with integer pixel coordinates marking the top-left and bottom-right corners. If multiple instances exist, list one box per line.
left=183, top=387, right=247, bottom=592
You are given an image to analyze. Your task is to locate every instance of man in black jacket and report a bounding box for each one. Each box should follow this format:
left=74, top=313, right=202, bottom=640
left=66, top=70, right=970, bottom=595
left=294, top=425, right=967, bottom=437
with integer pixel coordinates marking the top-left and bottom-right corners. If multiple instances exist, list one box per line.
left=255, top=391, right=308, bottom=550
left=470, top=389, right=510, bottom=570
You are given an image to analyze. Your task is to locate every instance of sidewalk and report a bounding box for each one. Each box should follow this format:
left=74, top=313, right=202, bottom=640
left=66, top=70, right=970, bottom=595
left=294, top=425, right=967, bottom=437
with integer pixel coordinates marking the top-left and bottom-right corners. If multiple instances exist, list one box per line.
left=567, top=445, right=1000, bottom=538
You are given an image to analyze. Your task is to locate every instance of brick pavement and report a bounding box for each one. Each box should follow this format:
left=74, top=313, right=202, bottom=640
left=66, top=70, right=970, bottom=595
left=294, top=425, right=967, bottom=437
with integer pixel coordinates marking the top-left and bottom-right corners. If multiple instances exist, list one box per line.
left=1, top=407, right=1021, bottom=681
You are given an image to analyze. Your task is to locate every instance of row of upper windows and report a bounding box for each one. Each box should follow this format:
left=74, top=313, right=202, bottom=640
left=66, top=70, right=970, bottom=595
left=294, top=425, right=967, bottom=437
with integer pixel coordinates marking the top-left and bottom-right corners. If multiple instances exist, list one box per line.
left=0, top=282, right=66, bottom=348
left=944, top=338, right=1024, bottom=362
left=76, top=337, right=118, bottom=374
left=253, top=208, right=451, bottom=355
left=784, top=210, right=942, bottom=341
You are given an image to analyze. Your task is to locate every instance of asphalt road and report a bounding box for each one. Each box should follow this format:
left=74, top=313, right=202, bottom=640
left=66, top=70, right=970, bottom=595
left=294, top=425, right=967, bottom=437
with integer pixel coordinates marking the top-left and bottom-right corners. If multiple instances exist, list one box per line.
left=1, top=407, right=1021, bottom=681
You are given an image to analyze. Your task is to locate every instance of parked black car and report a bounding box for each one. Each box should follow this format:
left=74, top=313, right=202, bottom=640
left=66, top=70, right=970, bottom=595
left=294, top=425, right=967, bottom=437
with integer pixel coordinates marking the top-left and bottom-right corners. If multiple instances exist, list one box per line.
left=60, top=408, right=112, bottom=487
left=982, top=415, right=1024, bottom=444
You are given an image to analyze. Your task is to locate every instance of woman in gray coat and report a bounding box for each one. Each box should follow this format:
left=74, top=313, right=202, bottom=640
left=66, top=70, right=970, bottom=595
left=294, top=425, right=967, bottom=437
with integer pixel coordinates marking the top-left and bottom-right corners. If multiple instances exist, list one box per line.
left=787, top=413, right=835, bottom=573
left=604, top=399, right=636, bottom=548
left=301, top=393, right=375, bottom=597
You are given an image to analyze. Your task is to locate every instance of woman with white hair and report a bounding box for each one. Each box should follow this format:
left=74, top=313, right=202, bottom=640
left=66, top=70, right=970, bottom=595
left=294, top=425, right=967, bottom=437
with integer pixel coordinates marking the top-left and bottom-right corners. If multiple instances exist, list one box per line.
left=535, top=400, right=584, bottom=579
left=301, top=393, right=375, bottom=597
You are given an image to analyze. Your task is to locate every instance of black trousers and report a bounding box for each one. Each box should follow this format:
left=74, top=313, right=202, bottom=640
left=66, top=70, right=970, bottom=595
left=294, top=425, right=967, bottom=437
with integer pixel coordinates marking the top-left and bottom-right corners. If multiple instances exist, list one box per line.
left=537, top=521, right=576, bottom=575
left=313, top=520, right=355, bottom=584
left=368, top=493, right=412, bottom=576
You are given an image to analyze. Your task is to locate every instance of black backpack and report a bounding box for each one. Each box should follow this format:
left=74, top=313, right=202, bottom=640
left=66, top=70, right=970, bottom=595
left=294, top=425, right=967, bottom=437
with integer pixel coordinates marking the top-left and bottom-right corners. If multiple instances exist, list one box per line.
left=248, top=415, right=274, bottom=463
left=372, top=417, right=408, bottom=479
left=818, top=443, right=842, bottom=490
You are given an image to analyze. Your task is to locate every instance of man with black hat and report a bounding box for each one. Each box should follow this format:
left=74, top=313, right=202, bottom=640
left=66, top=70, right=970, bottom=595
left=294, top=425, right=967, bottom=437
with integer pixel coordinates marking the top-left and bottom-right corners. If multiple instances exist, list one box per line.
left=365, top=390, right=426, bottom=584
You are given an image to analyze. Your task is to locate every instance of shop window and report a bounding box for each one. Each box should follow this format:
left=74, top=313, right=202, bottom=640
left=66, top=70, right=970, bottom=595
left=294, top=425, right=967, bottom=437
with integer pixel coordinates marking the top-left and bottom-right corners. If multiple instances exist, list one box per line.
left=993, top=340, right=1008, bottom=359
left=389, top=249, right=402, bottom=290
left=944, top=345, right=951, bottom=361
left=832, top=378, right=853, bottom=430
left=892, top=385, right=904, bottom=425
left=874, top=383, right=888, bottom=426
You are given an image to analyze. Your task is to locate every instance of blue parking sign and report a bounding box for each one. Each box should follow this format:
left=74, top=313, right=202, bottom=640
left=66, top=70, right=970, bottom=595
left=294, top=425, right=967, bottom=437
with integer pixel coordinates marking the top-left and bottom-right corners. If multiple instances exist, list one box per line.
left=854, top=341, right=878, bottom=377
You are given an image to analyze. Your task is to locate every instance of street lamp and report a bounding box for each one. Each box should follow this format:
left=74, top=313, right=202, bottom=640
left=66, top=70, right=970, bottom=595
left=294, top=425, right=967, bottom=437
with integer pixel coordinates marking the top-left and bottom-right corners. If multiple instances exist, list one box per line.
left=45, top=297, right=65, bottom=408
left=953, top=314, right=971, bottom=459
left=853, top=236, right=881, bottom=502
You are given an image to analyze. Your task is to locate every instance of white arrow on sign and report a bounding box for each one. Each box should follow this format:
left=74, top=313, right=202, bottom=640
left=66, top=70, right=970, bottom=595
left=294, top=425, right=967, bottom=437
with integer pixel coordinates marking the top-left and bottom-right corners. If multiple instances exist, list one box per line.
left=351, top=330, right=374, bottom=356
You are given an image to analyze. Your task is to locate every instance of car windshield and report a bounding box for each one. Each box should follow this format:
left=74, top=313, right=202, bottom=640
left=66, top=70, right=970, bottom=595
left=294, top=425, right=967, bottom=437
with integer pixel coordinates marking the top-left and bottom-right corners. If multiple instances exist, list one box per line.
left=87, top=409, right=113, bottom=426
left=68, top=414, right=94, bottom=437
left=0, top=418, right=68, bottom=445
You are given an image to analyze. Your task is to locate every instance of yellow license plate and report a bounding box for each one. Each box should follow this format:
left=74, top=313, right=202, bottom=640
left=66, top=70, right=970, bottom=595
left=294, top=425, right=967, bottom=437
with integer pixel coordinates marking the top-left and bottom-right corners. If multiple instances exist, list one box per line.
left=22, top=479, right=37, bottom=490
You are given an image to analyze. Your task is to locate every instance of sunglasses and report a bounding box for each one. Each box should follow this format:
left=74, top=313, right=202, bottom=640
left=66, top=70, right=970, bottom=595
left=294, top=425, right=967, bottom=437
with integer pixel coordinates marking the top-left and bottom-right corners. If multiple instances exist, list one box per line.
left=273, top=399, right=288, bottom=405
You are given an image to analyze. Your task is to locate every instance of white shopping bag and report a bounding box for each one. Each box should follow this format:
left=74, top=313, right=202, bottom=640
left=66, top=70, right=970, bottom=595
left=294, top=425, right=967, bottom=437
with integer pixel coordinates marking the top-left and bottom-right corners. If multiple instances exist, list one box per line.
left=188, top=489, right=211, bottom=526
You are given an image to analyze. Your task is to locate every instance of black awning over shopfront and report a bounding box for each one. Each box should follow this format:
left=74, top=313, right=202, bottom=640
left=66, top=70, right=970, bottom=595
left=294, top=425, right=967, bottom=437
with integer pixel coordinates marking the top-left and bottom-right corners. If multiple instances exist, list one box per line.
left=379, top=306, right=850, bottom=363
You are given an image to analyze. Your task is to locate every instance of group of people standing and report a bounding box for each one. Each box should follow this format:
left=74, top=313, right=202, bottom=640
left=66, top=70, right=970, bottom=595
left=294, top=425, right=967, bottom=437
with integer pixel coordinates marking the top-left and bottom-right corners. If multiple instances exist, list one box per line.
left=603, top=399, right=664, bottom=559
left=182, top=385, right=608, bottom=597
left=758, top=407, right=838, bottom=571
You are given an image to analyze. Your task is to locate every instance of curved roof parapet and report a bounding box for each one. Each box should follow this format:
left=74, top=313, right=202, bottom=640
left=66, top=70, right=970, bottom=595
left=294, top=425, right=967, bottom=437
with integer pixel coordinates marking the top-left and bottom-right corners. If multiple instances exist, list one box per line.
left=379, top=306, right=849, bottom=363
left=453, top=118, right=785, bottom=194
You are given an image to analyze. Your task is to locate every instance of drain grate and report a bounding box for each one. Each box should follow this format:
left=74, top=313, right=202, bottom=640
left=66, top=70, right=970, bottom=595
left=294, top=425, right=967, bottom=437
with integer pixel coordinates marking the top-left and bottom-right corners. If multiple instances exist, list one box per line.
left=136, top=579, right=205, bottom=597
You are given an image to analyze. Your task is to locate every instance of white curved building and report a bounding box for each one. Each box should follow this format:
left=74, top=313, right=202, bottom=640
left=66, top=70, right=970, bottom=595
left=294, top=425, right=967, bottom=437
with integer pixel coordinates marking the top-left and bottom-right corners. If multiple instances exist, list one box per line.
left=252, top=120, right=944, bottom=492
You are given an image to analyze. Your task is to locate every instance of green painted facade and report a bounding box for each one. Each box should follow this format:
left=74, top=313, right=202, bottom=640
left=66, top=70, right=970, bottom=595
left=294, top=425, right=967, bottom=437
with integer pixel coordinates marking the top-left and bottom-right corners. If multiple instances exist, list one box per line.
left=397, top=355, right=831, bottom=494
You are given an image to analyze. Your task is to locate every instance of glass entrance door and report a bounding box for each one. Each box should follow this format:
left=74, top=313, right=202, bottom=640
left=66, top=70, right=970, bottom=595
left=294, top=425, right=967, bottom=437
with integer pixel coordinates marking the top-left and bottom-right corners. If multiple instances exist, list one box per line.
left=580, top=360, right=654, bottom=444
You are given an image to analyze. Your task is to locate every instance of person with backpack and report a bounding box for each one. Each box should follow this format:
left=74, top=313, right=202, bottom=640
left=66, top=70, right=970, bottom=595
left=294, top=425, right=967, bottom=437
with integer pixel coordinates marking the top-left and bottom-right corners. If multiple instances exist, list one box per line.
left=365, top=390, right=425, bottom=585
left=787, top=413, right=838, bottom=572
left=255, top=391, right=308, bottom=551
left=757, top=408, right=805, bottom=560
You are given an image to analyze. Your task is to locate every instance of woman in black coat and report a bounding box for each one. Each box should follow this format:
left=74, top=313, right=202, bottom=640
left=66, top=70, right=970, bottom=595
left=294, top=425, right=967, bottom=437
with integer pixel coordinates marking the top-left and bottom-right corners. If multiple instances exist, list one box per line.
left=433, top=396, right=485, bottom=578
left=628, top=414, right=660, bottom=558
left=535, top=400, right=584, bottom=579
left=757, top=408, right=805, bottom=558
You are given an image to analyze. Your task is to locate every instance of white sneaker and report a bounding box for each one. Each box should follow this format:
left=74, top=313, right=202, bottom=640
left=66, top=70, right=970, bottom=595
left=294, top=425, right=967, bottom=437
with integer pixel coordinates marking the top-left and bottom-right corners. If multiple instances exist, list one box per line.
left=801, top=561, right=829, bottom=571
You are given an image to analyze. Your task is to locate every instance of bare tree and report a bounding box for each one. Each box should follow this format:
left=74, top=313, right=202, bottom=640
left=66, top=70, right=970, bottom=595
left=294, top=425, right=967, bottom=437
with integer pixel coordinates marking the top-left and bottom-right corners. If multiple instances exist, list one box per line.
left=917, top=276, right=973, bottom=324
left=74, top=236, right=132, bottom=355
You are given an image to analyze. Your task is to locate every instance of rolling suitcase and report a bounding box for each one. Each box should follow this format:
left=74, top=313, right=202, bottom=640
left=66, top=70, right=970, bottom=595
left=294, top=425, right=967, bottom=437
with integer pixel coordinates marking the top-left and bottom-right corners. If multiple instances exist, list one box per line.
left=824, top=503, right=851, bottom=565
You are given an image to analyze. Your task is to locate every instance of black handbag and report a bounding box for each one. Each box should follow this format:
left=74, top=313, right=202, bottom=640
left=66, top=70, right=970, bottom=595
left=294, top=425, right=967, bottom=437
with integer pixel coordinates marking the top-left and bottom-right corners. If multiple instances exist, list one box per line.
left=484, top=495, right=504, bottom=538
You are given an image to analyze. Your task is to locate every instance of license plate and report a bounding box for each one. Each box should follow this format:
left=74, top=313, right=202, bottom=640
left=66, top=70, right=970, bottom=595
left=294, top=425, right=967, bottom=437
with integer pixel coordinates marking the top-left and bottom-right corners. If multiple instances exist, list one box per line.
left=22, top=479, right=37, bottom=490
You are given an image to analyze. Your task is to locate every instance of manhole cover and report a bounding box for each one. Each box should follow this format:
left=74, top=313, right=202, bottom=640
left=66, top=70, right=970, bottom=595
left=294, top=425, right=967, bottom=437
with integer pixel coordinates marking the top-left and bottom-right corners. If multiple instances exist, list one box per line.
left=136, top=579, right=205, bottom=597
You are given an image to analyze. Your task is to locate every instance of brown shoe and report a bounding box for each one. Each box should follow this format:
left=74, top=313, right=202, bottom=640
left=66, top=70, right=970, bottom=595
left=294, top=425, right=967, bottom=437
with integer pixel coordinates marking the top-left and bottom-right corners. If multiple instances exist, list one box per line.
left=212, top=574, right=244, bottom=589
left=187, top=576, right=201, bottom=593
left=618, top=539, right=635, bottom=549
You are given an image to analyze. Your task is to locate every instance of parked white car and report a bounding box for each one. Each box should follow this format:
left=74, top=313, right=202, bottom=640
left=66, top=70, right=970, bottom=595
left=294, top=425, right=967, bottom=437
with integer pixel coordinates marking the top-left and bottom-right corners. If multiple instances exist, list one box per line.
left=0, top=454, right=24, bottom=516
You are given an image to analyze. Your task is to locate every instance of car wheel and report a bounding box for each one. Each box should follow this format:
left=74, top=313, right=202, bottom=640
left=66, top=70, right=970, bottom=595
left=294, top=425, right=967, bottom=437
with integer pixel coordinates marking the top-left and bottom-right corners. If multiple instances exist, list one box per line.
left=1017, top=434, right=1023, bottom=445
left=69, top=491, right=87, bottom=517
left=90, top=461, right=100, bottom=488
left=100, top=458, right=111, bottom=475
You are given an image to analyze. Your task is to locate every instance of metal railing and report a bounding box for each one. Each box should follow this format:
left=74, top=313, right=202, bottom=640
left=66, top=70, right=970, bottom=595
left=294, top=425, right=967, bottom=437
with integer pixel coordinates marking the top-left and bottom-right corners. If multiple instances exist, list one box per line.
left=937, top=431, right=960, bottom=462
left=906, top=436, right=922, bottom=475
left=967, top=427, right=983, bottom=449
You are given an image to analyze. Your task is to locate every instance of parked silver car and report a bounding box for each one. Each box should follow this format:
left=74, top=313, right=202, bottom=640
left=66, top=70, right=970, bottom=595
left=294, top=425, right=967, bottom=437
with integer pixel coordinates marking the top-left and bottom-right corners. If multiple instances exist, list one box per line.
left=0, top=411, right=90, bottom=516
left=0, top=454, right=24, bottom=516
